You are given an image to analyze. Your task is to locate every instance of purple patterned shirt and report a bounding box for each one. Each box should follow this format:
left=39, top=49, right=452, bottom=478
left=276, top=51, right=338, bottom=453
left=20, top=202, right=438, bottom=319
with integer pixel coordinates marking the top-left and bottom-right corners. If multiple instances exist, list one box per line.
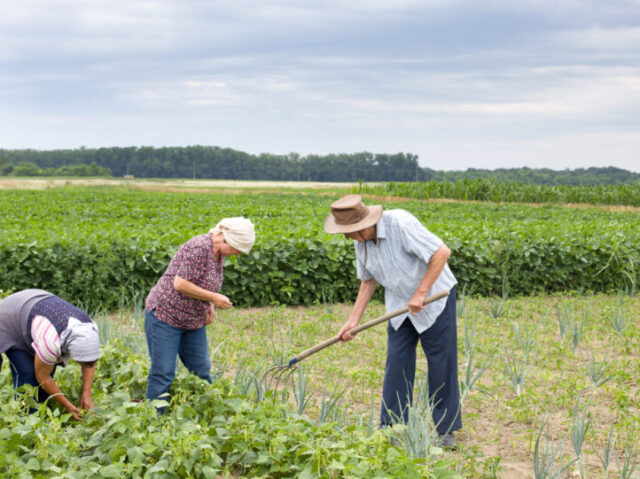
left=145, top=233, right=223, bottom=330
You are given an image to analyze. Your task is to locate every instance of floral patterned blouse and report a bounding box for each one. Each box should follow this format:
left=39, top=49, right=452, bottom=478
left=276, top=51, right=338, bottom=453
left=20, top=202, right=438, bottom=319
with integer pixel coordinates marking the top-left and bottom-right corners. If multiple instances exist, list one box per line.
left=145, top=233, right=223, bottom=330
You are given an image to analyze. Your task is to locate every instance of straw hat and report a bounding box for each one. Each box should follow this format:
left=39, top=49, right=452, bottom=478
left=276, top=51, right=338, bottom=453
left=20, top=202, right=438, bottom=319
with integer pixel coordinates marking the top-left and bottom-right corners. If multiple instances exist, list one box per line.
left=324, top=194, right=383, bottom=234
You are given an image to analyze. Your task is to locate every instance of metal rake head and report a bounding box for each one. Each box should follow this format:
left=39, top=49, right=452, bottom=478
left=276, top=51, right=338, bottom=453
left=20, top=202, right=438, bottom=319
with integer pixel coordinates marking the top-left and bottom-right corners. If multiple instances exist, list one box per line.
left=261, top=364, right=298, bottom=394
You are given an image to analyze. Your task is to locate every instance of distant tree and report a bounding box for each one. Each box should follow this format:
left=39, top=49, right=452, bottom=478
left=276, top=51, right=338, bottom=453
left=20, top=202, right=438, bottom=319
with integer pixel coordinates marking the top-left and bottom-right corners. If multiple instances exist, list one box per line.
left=0, top=157, right=13, bottom=175
left=11, top=162, right=41, bottom=176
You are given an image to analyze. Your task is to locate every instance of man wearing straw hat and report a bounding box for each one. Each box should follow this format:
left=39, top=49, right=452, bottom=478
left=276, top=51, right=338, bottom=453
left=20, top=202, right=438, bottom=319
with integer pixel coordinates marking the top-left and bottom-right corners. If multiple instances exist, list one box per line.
left=325, top=194, right=461, bottom=447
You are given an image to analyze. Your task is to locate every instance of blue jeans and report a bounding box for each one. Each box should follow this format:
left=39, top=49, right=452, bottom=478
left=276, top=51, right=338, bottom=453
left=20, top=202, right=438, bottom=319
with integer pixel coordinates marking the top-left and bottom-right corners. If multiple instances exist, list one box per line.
left=1, top=349, right=57, bottom=403
left=380, top=286, right=462, bottom=435
left=145, top=309, right=212, bottom=403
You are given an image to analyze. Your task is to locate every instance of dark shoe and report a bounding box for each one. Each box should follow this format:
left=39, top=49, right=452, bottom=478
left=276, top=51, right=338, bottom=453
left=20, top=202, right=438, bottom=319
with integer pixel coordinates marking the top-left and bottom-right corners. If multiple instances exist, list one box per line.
left=438, top=433, right=457, bottom=449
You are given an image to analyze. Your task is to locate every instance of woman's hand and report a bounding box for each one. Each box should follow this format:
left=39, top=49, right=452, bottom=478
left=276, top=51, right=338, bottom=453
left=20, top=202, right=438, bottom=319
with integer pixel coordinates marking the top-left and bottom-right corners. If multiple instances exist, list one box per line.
left=205, top=302, right=216, bottom=325
left=211, top=292, right=232, bottom=310
left=66, top=403, right=83, bottom=421
left=79, top=394, right=95, bottom=410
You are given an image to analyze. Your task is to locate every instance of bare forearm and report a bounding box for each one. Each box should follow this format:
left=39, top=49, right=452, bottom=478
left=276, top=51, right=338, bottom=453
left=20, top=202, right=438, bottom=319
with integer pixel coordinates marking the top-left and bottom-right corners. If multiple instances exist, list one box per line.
left=174, top=276, right=215, bottom=302
left=415, top=245, right=450, bottom=296
left=37, top=375, right=75, bottom=411
left=174, top=276, right=232, bottom=309
left=81, top=365, right=95, bottom=398
left=349, top=278, right=377, bottom=324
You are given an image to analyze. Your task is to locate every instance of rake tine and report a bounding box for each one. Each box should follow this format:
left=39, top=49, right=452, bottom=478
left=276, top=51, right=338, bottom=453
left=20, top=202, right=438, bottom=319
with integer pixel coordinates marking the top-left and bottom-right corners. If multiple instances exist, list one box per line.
left=261, top=364, right=298, bottom=395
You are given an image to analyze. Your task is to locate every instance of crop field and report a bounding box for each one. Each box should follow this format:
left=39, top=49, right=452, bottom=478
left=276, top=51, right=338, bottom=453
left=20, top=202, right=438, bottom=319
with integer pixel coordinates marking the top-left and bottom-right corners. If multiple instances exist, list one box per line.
left=0, top=181, right=639, bottom=478
left=357, top=179, right=640, bottom=207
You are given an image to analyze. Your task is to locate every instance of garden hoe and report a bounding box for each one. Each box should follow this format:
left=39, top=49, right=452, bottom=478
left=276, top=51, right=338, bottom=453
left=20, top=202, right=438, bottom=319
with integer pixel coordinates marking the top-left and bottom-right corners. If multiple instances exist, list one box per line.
left=262, top=289, right=450, bottom=391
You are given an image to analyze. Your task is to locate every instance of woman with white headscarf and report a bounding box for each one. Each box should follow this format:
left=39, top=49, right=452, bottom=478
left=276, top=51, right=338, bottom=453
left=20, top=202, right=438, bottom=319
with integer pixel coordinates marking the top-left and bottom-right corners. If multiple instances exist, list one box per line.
left=144, top=217, right=255, bottom=407
left=0, top=289, right=100, bottom=421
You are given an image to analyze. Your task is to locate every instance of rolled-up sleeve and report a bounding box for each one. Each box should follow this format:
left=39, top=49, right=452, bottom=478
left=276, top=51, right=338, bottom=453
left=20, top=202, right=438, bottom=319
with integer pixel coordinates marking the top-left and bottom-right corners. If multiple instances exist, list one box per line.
left=399, top=213, right=443, bottom=264
left=31, top=315, right=61, bottom=365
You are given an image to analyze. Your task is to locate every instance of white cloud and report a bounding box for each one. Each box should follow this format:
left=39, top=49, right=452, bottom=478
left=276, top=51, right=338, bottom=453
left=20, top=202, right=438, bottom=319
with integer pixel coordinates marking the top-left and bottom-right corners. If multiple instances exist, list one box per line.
left=1, top=0, right=639, bottom=172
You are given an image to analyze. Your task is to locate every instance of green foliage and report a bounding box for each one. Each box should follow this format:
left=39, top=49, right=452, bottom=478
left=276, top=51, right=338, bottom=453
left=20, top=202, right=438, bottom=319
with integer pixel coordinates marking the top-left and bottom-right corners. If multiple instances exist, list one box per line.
left=0, top=341, right=439, bottom=478
left=0, top=147, right=424, bottom=181
left=7, top=161, right=111, bottom=177
left=357, top=178, right=640, bottom=206
left=425, top=166, right=640, bottom=186
left=1, top=187, right=639, bottom=310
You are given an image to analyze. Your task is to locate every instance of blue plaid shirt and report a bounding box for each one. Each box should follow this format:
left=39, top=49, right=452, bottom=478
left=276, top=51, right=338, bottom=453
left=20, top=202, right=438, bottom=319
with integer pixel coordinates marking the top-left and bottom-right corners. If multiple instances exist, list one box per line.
left=355, top=209, right=457, bottom=333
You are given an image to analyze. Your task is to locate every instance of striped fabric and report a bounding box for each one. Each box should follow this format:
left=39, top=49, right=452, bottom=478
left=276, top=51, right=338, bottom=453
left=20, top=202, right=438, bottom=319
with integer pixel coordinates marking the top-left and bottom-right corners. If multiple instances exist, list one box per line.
left=30, top=314, right=61, bottom=365
left=354, top=209, right=457, bottom=334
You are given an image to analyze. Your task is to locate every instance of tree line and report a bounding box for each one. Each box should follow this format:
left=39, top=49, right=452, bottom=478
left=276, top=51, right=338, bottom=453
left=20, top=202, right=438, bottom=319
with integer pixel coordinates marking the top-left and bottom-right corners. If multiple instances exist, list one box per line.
left=1, top=146, right=638, bottom=184
left=0, top=147, right=425, bottom=182
left=425, top=166, right=640, bottom=185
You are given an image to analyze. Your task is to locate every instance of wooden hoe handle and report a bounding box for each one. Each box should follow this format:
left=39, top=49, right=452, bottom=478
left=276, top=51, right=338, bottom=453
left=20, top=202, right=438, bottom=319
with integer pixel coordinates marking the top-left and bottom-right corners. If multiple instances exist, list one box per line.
left=288, top=290, right=450, bottom=366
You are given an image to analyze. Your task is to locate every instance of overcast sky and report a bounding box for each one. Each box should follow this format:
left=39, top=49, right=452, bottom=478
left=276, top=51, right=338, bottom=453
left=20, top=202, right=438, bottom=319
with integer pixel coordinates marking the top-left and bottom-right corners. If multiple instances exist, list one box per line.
left=1, top=0, right=639, bottom=171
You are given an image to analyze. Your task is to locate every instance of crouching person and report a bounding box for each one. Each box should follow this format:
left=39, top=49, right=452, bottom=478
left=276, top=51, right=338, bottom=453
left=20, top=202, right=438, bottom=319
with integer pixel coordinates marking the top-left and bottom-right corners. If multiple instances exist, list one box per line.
left=0, top=289, right=100, bottom=420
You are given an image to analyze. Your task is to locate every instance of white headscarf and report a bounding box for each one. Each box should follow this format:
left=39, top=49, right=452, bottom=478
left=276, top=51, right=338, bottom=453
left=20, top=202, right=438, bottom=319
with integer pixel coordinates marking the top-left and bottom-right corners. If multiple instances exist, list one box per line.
left=210, top=217, right=255, bottom=254
left=59, top=317, right=101, bottom=364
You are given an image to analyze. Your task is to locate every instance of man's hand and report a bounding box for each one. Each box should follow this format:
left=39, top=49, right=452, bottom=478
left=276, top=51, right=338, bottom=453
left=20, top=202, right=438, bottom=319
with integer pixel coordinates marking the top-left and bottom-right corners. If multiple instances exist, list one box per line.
left=205, top=302, right=216, bottom=325
left=338, top=319, right=360, bottom=342
left=211, top=293, right=232, bottom=310
left=408, top=292, right=426, bottom=316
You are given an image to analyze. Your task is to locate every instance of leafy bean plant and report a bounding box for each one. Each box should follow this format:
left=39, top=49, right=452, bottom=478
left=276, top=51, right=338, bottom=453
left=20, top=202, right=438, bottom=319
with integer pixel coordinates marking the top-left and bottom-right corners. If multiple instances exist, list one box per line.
left=0, top=341, right=447, bottom=478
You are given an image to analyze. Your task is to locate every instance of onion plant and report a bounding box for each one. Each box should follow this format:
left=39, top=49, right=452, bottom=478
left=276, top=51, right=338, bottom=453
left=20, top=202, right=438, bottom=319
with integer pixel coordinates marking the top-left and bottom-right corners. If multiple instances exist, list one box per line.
left=488, top=276, right=509, bottom=319
left=617, top=439, right=638, bottom=479
left=570, top=316, right=585, bottom=351
left=462, top=313, right=478, bottom=357
left=318, top=382, right=348, bottom=424
left=501, top=347, right=530, bottom=397
left=556, top=302, right=574, bottom=340
left=385, top=375, right=442, bottom=461
left=233, top=361, right=263, bottom=401
left=570, top=396, right=591, bottom=476
left=596, top=426, right=617, bottom=478
left=533, top=418, right=577, bottom=479
left=608, top=297, right=628, bottom=335
left=460, top=351, right=494, bottom=406
left=584, top=351, right=611, bottom=389
left=292, top=365, right=310, bottom=415
left=459, top=314, right=494, bottom=404
left=513, top=322, right=536, bottom=358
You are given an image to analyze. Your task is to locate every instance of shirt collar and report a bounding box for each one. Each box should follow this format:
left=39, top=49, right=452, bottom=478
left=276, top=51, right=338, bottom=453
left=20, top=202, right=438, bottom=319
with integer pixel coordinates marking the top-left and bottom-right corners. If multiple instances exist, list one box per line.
left=375, top=216, right=386, bottom=240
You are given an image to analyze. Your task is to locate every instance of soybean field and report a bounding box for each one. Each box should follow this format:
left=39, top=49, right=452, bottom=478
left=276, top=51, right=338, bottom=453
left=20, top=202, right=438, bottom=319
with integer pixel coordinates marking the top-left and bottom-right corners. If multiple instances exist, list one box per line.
left=0, top=181, right=639, bottom=478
